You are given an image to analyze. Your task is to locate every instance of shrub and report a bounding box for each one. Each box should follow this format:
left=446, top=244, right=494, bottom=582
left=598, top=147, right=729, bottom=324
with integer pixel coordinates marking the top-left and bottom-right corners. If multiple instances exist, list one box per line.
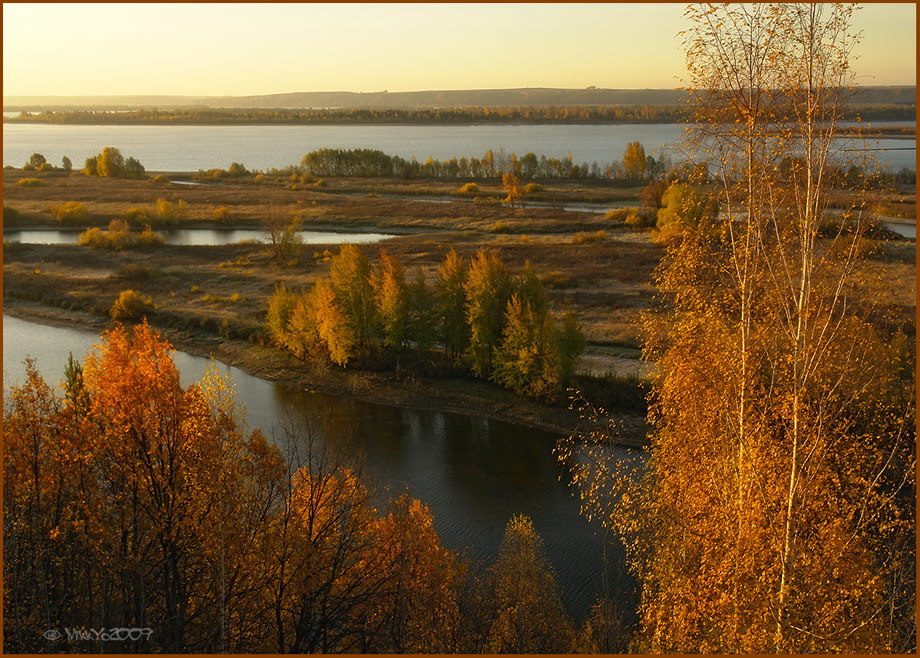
left=110, top=289, right=151, bottom=320
left=213, top=206, right=233, bottom=224
left=16, top=178, right=46, bottom=187
left=51, top=201, right=92, bottom=224
left=492, top=221, right=511, bottom=233
left=623, top=212, right=655, bottom=227
left=153, top=174, right=171, bottom=184
left=605, top=207, right=632, bottom=222
left=78, top=221, right=162, bottom=250
left=458, top=182, right=480, bottom=195
left=135, top=226, right=165, bottom=248
left=571, top=230, right=609, bottom=244
left=254, top=174, right=268, bottom=183
left=108, top=218, right=129, bottom=233
left=523, top=183, right=544, bottom=194
left=155, top=198, right=188, bottom=223
left=314, top=179, right=327, bottom=187
left=38, top=162, right=54, bottom=172
left=77, top=227, right=108, bottom=249
left=123, top=207, right=151, bottom=225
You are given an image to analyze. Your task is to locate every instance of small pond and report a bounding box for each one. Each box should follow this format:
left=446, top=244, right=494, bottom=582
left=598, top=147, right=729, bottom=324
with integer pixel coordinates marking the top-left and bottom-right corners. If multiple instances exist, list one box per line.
left=3, top=228, right=393, bottom=246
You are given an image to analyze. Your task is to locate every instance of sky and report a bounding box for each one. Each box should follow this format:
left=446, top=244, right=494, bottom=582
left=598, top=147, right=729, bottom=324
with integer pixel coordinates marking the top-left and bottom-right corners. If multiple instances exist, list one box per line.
left=2, top=3, right=916, bottom=97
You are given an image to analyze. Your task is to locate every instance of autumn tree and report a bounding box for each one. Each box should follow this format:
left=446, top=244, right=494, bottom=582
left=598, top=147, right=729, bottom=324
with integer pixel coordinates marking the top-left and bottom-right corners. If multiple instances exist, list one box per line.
left=502, top=173, right=521, bottom=209
left=7, top=325, right=505, bottom=653
left=310, top=278, right=356, bottom=366
left=640, top=176, right=668, bottom=212
left=562, top=4, right=916, bottom=654
left=27, top=152, right=46, bottom=169
left=623, top=141, right=647, bottom=179
left=266, top=282, right=298, bottom=348
left=436, top=248, right=469, bottom=359
left=96, top=146, right=126, bottom=178
left=262, top=417, right=465, bottom=653
left=487, top=515, right=574, bottom=653
left=3, top=360, right=97, bottom=652
left=373, top=250, right=409, bottom=370
left=464, top=250, right=512, bottom=377
left=3, top=324, right=287, bottom=652
left=262, top=205, right=303, bottom=265
left=365, top=495, right=466, bottom=652
left=82, top=155, right=98, bottom=176
left=328, top=243, right=378, bottom=355
left=492, top=295, right=578, bottom=401
left=125, top=156, right=146, bottom=179
left=492, top=294, right=543, bottom=395
left=654, top=180, right=719, bottom=239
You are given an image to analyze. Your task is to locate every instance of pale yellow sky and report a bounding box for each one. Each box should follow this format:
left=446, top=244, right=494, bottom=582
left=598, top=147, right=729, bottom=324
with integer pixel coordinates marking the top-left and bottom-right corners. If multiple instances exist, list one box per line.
left=3, top=3, right=916, bottom=96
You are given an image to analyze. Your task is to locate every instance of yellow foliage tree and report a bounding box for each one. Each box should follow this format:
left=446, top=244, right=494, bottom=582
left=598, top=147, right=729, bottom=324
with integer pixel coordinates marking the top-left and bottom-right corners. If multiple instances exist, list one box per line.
left=487, top=515, right=574, bottom=653
left=560, top=4, right=915, bottom=654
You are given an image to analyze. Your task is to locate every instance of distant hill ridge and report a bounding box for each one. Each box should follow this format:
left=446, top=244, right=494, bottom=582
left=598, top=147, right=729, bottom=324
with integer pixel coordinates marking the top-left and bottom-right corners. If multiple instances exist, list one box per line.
left=4, top=86, right=915, bottom=111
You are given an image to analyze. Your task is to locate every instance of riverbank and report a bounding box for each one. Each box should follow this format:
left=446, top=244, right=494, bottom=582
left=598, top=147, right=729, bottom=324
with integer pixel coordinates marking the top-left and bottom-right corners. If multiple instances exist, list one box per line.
left=2, top=300, right=651, bottom=447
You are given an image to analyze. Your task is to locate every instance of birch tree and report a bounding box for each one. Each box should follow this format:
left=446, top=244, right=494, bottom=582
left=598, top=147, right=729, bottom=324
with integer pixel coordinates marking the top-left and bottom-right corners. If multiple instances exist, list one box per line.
left=561, top=4, right=915, bottom=653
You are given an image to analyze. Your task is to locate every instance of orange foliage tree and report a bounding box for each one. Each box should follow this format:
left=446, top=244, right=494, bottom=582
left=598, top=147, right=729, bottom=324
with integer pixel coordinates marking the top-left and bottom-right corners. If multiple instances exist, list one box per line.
left=8, top=322, right=568, bottom=653
left=559, top=4, right=915, bottom=653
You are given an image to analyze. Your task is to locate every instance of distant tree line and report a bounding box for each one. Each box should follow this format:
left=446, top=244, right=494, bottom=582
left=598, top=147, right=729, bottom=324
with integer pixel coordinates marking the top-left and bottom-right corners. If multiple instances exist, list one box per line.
left=5, top=103, right=913, bottom=125
left=267, top=245, right=585, bottom=401
left=5, top=105, right=688, bottom=125
left=298, top=145, right=671, bottom=181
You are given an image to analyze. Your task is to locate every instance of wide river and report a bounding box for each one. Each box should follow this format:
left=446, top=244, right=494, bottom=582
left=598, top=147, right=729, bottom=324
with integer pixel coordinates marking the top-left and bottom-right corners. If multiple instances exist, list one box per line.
left=3, top=314, right=641, bottom=621
left=4, top=121, right=916, bottom=172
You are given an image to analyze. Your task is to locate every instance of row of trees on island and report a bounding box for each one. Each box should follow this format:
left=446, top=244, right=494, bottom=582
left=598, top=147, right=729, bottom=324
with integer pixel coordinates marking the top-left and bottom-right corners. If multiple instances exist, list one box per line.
left=298, top=143, right=668, bottom=181
left=4, top=323, right=620, bottom=654
left=267, top=245, right=585, bottom=401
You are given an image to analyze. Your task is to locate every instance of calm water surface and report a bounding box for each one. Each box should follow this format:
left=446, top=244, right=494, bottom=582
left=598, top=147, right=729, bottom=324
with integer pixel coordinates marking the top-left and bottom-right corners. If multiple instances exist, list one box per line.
left=3, top=314, right=639, bottom=621
left=3, top=228, right=392, bottom=246
left=5, top=122, right=914, bottom=171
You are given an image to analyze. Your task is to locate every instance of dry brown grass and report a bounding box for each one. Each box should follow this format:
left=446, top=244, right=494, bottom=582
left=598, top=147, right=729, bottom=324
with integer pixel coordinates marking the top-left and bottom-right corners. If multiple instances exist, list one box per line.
left=4, top=169, right=913, bottom=352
